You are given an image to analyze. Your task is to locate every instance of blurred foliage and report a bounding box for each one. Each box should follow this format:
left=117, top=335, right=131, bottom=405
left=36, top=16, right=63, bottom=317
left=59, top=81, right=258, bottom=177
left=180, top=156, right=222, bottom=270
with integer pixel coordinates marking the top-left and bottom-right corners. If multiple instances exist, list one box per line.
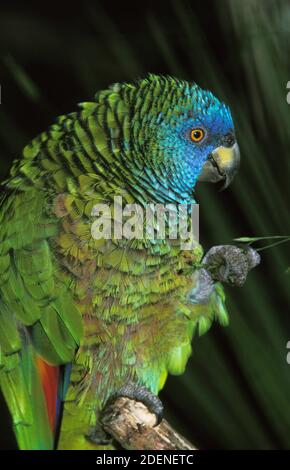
left=0, top=0, right=290, bottom=449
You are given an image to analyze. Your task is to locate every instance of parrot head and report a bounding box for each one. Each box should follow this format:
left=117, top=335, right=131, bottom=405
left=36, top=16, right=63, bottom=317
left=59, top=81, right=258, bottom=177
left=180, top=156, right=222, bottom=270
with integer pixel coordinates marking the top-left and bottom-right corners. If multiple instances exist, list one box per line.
left=124, top=75, right=240, bottom=201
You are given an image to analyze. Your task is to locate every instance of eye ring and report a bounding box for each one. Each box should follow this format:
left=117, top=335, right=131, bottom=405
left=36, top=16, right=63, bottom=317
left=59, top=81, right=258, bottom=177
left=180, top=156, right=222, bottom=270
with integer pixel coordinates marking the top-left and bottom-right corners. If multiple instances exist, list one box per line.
left=190, top=128, right=205, bottom=143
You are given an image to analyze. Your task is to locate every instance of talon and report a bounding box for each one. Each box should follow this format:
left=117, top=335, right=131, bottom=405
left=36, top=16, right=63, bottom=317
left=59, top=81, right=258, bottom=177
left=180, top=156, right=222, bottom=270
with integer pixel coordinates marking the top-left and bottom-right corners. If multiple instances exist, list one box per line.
left=107, top=382, right=163, bottom=426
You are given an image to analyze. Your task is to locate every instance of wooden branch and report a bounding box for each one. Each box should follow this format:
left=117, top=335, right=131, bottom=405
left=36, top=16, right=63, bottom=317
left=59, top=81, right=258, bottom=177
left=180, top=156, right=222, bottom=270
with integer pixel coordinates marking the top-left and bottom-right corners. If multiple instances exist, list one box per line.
left=101, top=397, right=196, bottom=450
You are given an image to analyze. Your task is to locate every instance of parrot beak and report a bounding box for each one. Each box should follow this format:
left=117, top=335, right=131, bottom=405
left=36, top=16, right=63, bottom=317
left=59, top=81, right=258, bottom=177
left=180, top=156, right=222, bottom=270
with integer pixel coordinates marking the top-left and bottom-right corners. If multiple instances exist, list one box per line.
left=198, top=142, right=240, bottom=189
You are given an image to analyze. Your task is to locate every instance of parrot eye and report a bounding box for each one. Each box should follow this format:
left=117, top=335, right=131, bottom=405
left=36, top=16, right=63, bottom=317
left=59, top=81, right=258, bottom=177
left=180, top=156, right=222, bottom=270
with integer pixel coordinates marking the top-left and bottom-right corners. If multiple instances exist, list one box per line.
left=190, top=128, right=205, bottom=143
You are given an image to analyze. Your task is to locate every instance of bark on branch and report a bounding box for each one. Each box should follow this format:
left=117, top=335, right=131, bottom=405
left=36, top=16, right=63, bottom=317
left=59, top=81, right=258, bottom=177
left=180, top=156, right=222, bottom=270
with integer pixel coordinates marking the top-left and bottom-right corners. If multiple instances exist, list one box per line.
left=101, top=397, right=196, bottom=450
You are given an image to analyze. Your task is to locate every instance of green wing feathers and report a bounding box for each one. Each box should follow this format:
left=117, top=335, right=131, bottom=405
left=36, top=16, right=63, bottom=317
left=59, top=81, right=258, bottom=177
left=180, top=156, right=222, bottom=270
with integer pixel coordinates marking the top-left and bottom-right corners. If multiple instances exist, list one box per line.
left=0, top=189, right=83, bottom=449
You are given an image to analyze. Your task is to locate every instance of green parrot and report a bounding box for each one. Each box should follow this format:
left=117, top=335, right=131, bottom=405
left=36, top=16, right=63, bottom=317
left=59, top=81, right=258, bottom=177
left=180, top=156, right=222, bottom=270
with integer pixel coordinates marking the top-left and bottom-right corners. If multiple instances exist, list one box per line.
left=0, top=75, right=259, bottom=450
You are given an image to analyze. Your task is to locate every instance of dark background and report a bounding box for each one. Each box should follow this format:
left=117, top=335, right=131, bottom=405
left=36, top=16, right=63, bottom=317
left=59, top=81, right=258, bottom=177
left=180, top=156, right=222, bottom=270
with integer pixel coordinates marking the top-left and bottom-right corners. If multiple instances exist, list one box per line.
left=0, top=0, right=290, bottom=449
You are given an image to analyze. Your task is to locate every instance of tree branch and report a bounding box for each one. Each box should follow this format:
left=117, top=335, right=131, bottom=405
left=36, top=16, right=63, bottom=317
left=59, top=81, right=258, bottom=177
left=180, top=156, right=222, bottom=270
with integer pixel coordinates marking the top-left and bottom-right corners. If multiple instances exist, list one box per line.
left=101, top=397, right=196, bottom=450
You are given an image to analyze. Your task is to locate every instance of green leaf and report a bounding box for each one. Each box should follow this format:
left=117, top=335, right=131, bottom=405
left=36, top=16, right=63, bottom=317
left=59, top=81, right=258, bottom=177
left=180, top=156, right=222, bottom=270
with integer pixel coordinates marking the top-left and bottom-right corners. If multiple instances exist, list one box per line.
left=234, top=235, right=290, bottom=243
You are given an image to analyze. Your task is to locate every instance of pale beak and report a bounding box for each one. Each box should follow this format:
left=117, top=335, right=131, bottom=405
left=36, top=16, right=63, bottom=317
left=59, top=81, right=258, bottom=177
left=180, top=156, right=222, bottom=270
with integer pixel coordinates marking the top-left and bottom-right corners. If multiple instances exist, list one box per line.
left=198, top=142, right=240, bottom=189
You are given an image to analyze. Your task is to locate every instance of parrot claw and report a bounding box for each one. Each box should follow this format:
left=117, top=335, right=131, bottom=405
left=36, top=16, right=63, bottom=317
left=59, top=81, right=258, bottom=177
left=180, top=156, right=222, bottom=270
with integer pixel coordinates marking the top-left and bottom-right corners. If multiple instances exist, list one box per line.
left=108, top=382, right=164, bottom=426
left=202, top=245, right=260, bottom=287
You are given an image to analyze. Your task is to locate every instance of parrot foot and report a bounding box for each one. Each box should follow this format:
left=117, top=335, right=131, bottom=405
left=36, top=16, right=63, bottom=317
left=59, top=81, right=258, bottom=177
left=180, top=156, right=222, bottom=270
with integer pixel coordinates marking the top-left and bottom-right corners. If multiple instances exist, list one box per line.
left=202, top=245, right=260, bottom=287
left=108, top=382, right=164, bottom=426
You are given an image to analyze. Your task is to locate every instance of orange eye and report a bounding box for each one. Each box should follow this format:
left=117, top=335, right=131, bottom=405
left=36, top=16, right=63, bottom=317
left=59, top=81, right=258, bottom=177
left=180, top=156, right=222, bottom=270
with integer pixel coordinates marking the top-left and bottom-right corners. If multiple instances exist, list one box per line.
left=190, top=128, right=205, bottom=142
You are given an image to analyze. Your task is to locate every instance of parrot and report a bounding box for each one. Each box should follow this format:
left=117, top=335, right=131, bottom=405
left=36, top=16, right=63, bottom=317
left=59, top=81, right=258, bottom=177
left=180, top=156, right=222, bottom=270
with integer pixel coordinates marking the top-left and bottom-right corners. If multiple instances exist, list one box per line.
left=0, top=74, right=259, bottom=450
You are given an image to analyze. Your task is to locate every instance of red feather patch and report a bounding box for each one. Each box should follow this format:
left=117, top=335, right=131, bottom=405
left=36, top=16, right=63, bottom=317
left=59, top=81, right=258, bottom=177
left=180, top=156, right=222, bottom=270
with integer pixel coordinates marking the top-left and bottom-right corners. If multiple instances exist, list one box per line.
left=36, top=356, right=59, bottom=432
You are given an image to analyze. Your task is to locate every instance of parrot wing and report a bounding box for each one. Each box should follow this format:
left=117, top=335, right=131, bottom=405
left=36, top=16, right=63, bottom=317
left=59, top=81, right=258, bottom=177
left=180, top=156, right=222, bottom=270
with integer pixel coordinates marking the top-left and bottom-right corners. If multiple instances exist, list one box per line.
left=0, top=187, right=83, bottom=449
